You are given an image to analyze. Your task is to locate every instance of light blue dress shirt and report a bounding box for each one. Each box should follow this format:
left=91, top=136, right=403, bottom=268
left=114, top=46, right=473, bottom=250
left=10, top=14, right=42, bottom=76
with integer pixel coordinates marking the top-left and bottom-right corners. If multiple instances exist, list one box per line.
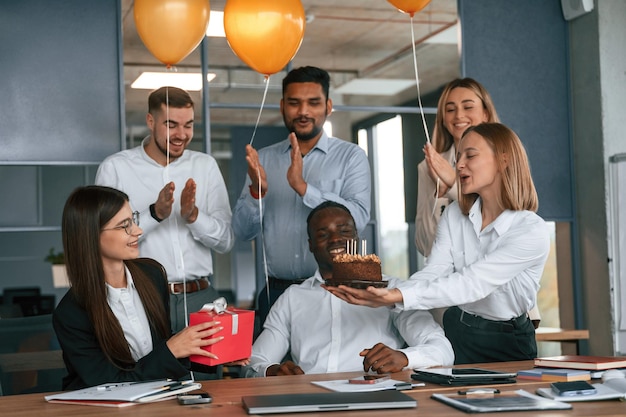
left=233, top=133, right=371, bottom=279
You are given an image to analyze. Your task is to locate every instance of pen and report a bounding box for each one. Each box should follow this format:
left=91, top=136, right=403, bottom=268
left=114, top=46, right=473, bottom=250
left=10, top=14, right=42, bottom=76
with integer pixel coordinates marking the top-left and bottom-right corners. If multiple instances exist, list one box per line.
left=458, top=388, right=500, bottom=397
left=392, top=382, right=425, bottom=391
left=96, top=382, right=132, bottom=391
left=160, top=382, right=187, bottom=391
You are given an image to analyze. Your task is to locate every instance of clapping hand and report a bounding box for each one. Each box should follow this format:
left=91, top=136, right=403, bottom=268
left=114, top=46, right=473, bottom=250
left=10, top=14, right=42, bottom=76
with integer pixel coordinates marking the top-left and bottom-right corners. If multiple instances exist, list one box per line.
left=153, top=181, right=175, bottom=220
left=245, top=144, right=268, bottom=196
left=287, top=133, right=307, bottom=196
left=424, top=143, right=456, bottom=196
left=180, top=178, right=198, bottom=223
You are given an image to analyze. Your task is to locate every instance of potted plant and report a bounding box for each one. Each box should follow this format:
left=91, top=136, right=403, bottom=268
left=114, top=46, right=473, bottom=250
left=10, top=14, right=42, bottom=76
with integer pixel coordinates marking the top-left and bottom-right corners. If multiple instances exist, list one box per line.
left=45, top=247, right=69, bottom=288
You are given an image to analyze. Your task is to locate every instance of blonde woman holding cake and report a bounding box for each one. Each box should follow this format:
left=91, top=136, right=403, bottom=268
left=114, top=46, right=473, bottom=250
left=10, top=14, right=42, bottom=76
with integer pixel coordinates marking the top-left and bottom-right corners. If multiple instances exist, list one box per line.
left=417, top=79, right=540, bottom=327
left=327, top=123, right=549, bottom=364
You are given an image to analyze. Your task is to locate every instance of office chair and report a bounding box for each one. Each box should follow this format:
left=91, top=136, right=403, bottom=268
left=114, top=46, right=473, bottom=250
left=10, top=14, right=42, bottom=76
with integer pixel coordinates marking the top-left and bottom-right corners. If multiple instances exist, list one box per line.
left=0, top=314, right=65, bottom=395
left=12, top=295, right=55, bottom=317
left=2, top=287, right=40, bottom=305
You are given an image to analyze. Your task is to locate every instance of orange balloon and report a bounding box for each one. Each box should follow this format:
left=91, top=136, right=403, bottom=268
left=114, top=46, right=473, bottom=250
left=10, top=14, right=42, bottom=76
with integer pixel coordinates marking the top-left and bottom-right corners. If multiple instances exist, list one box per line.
left=134, top=0, right=210, bottom=67
left=387, top=0, right=432, bottom=17
left=224, top=0, right=305, bottom=76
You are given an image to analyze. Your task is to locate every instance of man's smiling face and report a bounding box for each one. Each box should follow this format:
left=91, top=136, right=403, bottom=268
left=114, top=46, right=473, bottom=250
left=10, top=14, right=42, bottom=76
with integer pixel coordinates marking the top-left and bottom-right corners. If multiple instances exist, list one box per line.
left=308, top=206, right=358, bottom=279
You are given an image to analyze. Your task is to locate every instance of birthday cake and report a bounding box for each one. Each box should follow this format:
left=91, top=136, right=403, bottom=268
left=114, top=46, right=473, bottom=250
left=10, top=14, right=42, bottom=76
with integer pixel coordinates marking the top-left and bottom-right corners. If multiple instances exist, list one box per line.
left=327, top=253, right=387, bottom=288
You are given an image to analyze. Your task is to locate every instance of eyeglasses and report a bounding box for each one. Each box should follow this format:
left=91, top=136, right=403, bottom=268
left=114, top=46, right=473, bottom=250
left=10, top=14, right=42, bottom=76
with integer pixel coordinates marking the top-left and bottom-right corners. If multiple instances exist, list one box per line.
left=102, top=211, right=140, bottom=235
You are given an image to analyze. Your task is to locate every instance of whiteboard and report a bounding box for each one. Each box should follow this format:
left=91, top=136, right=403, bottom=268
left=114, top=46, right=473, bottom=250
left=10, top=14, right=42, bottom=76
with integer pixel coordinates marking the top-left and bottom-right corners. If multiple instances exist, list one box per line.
left=609, top=153, right=626, bottom=354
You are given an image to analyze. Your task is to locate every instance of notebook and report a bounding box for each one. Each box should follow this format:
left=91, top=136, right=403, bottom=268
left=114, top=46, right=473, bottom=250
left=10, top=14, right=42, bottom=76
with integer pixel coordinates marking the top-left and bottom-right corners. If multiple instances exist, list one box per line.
left=45, top=379, right=201, bottom=407
left=517, top=368, right=591, bottom=381
left=534, top=355, right=626, bottom=370
left=432, top=389, right=572, bottom=413
left=242, top=390, right=417, bottom=414
left=411, top=367, right=516, bottom=386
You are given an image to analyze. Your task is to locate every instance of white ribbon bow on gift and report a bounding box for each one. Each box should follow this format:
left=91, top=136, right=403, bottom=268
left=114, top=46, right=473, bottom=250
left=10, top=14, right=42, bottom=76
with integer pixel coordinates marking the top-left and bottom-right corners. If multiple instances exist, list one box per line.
left=199, top=297, right=238, bottom=334
left=200, top=296, right=228, bottom=314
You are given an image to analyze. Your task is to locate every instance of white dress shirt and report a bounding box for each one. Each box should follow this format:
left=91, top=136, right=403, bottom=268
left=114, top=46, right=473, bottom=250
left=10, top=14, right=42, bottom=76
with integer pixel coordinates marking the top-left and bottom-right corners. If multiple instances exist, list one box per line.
left=244, top=271, right=454, bottom=377
left=398, top=198, right=550, bottom=321
left=95, top=138, right=234, bottom=281
left=106, top=267, right=152, bottom=361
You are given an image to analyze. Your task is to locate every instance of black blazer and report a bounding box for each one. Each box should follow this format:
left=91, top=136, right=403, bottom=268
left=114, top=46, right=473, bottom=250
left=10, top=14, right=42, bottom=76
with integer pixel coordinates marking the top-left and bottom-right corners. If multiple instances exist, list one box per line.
left=53, top=258, right=190, bottom=390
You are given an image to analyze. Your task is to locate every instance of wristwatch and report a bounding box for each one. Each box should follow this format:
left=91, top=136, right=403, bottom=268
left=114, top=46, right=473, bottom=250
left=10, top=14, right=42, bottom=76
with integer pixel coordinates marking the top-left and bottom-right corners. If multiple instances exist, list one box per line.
left=149, top=203, right=163, bottom=222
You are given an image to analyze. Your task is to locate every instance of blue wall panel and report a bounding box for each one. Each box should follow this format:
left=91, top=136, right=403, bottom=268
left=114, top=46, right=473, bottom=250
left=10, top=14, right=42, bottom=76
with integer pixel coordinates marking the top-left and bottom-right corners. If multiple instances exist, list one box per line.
left=0, top=0, right=122, bottom=163
left=458, top=0, right=572, bottom=220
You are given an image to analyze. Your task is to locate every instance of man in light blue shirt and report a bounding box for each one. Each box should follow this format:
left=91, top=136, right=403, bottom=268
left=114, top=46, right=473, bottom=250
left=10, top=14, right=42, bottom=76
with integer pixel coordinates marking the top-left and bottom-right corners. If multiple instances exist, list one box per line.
left=233, top=66, right=371, bottom=325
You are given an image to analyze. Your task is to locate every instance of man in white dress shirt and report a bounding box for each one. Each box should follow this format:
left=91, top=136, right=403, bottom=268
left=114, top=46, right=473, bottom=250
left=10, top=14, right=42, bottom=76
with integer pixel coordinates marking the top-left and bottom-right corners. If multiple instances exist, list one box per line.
left=243, top=201, right=453, bottom=377
left=96, top=87, right=233, bottom=333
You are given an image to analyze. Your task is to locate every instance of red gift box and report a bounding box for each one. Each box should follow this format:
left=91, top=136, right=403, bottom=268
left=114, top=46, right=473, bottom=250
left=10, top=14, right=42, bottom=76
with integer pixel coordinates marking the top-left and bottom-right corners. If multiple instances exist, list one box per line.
left=189, top=305, right=255, bottom=367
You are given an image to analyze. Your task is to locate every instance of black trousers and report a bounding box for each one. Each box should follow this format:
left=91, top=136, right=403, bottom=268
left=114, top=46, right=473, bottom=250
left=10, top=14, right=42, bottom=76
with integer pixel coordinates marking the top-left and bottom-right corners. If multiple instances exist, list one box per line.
left=443, top=306, right=537, bottom=365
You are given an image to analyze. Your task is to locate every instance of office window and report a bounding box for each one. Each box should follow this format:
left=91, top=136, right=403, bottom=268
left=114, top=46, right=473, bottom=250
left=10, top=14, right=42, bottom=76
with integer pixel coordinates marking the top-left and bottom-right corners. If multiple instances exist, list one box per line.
left=537, top=221, right=562, bottom=356
left=359, top=116, right=409, bottom=279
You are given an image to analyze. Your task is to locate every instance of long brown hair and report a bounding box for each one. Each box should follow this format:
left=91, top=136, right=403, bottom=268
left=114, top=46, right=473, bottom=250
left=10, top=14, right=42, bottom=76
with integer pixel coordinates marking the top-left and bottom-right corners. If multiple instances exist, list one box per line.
left=457, top=123, right=539, bottom=215
left=432, top=78, right=500, bottom=153
left=62, top=186, right=170, bottom=369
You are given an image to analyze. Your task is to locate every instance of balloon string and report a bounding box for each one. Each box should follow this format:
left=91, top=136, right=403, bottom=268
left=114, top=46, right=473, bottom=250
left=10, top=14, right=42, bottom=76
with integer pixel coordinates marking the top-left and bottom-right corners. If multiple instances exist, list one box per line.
left=408, top=17, right=437, bottom=216
left=165, top=77, right=172, bottom=182
left=410, top=16, right=431, bottom=145
left=165, top=80, right=190, bottom=339
left=255, top=167, right=270, bottom=310
left=246, top=76, right=271, bottom=305
left=249, top=75, right=271, bottom=146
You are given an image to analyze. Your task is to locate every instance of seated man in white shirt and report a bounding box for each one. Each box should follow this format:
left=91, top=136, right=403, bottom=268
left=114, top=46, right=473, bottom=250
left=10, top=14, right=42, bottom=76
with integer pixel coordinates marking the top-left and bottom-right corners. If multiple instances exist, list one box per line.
left=243, top=201, right=454, bottom=377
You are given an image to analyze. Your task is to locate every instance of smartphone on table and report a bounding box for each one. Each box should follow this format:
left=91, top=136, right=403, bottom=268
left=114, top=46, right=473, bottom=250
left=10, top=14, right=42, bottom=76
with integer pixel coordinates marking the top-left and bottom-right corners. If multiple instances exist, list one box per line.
left=348, top=375, right=391, bottom=384
left=550, top=381, right=597, bottom=397
left=177, top=390, right=212, bottom=405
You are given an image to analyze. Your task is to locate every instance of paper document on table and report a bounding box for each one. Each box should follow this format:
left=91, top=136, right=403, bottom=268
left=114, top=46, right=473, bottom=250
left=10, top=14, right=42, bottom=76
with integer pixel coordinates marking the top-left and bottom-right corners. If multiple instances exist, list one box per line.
left=312, top=379, right=423, bottom=392
left=45, top=379, right=201, bottom=404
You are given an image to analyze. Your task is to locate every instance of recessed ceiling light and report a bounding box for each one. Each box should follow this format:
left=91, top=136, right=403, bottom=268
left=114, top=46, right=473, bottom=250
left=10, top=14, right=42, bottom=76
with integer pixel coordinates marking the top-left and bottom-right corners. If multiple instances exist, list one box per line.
left=334, top=79, right=416, bottom=96
left=206, top=11, right=225, bottom=37
left=131, top=72, right=216, bottom=91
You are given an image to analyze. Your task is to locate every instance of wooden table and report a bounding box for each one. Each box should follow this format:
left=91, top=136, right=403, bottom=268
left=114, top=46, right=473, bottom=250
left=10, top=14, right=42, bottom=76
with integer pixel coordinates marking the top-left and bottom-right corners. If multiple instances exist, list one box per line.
left=0, top=350, right=64, bottom=372
left=536, top=327, right=590, bottom=354
left=1, top=361, right=625, bottom=417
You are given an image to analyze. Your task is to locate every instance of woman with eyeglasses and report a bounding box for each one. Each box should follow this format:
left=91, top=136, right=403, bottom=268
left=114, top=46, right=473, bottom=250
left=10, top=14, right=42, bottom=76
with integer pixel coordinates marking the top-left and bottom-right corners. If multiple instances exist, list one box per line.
left=53, top=185, right=224, bottom=390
